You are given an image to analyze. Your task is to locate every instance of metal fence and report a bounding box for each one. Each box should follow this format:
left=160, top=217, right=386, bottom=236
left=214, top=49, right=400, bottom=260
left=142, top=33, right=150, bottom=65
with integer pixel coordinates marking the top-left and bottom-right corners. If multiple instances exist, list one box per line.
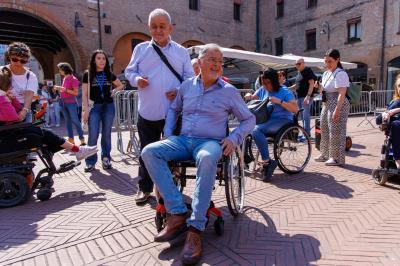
left=114, top=89, right=395, bottom=155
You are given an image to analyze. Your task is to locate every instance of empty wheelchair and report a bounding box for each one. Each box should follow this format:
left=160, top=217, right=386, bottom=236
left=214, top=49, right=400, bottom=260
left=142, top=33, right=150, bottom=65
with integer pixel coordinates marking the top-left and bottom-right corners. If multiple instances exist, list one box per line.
left=245, top=110, right=312, bottom=176
left=155, top=143, right=246, bottom=236
left=0, top=122, right=80, bottom=208
left=372, top=116, right=400, bottom=185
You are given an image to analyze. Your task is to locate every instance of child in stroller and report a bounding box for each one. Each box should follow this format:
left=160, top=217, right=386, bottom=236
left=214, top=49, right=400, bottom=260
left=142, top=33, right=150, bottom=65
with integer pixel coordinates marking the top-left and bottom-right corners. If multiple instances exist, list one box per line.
left=0, top=67, right=98, bottom=207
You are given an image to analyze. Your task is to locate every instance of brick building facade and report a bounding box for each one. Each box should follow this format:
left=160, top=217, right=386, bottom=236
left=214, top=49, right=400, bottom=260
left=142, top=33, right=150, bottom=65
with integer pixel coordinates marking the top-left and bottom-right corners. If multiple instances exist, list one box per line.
left=0, top=0, right=258, bottom=80
left=0, top=0, right=399, bottom=89
left=261, top=0, right=400, bottom=90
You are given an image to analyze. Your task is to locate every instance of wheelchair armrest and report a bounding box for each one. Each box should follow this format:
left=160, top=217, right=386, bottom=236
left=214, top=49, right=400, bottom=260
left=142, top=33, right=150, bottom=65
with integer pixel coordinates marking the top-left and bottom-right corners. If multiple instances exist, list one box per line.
left=0, top=120, right=44, bottom=133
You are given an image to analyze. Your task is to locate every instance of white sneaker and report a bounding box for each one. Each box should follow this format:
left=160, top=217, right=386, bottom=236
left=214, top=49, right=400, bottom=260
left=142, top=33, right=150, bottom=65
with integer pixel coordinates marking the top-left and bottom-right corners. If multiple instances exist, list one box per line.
left=75, top=146, right=98, bottom=161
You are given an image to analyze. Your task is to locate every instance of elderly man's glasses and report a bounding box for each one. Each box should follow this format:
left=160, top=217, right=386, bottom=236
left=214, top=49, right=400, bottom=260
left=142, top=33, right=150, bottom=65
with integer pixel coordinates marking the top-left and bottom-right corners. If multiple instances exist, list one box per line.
left=11, top=57, right=28, bottom=64
left=295, top=62, right=302, bottom=66
left=206, top=58, right=223, bottom=65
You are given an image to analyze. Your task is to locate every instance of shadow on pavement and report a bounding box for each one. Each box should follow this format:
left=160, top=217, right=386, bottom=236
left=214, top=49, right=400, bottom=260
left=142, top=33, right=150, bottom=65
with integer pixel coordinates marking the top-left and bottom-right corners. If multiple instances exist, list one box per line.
left=88, top=168, right=136, bottom=196
left=269, top=171, right=354, bottom=199
left=157, top=206, right=321, bottom=265
left=0, top=192, right=106, bottom=253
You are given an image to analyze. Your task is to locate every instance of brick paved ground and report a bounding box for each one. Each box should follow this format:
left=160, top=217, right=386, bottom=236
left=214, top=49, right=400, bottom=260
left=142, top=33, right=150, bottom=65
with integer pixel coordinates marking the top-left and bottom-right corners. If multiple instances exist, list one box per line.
left=1, top=116, right=400, bottom=266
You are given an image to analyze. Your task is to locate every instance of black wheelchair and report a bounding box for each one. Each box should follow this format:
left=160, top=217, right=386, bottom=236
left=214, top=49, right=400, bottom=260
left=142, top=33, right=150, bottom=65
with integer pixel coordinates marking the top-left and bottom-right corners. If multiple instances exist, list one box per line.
left=372, top=115, right=400, bottom=185
left=0, top=122, right=80, bottom=208
left=245, top=110, right=312, bottom=177
left=154, top=139, right=246, bottom=236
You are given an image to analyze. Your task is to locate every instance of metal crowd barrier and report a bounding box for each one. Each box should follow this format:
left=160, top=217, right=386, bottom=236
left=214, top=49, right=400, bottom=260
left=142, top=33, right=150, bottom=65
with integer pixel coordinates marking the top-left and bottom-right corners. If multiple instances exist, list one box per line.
left=114, top=90, right=141, bottom=156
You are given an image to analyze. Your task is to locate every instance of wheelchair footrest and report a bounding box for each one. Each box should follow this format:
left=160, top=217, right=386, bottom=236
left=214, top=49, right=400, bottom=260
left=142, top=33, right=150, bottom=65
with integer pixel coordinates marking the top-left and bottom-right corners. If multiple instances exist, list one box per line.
left=56, top=161, right=80, bottom=174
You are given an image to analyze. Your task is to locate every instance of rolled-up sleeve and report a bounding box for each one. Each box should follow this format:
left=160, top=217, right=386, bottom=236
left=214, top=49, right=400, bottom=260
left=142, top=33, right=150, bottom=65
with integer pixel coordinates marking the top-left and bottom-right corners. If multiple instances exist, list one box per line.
left=164, top=85, right=184, bottom=137
left=228, top=91, right=256, bottom=146
left=125, top=45, right=143, bottom=87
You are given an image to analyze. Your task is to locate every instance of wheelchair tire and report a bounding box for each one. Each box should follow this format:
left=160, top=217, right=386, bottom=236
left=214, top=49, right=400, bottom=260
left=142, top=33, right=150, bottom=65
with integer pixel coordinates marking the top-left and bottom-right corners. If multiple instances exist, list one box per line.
left=372, top=168, right=388, bottom=185
left=224, top=146, right=245, bottom=217
left=155, top=212, right=165, bottom=232
left=273, top=125, right=311, bottom=174
left=37, top=188, right=52, bottom=201
left=0, top=172, right=31, bottom=208
left=214, top=217, right=224, bottom=236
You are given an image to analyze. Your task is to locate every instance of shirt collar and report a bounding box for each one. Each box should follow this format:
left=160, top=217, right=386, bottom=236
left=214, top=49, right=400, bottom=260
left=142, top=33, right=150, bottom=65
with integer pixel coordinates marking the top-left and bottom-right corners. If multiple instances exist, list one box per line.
left=150, top=37, right=172, bottom=49
left=195, top=75, right=225, bottom=89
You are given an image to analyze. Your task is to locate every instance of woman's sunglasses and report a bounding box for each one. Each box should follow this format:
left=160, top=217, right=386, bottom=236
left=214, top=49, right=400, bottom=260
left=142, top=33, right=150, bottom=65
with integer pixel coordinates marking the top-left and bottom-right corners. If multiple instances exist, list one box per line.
left=11, top=57, right=28, bottom=64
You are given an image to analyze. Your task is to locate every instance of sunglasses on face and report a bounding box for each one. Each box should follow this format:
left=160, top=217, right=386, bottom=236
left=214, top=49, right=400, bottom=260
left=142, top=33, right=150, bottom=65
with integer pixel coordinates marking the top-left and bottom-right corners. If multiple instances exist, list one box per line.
left=11, top=57, right=28, bottom=64
left=295, top=63, right=302, bottom=66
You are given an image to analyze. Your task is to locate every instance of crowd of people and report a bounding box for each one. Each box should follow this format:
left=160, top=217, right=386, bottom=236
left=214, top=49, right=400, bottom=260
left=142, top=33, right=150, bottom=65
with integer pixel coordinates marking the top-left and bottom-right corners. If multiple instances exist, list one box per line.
left=1, top=7, right=400, bottom=264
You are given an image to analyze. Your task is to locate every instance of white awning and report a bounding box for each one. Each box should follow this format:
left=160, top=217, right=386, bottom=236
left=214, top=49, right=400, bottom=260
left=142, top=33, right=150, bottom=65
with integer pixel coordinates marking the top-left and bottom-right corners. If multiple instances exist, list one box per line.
left=280, top=53, right=357, bottom=69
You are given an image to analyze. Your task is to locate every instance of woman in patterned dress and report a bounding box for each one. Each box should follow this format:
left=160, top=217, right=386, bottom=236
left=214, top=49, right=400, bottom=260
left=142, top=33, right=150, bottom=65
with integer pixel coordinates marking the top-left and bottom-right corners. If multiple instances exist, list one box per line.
left=315, top=49, right=350, bottom=166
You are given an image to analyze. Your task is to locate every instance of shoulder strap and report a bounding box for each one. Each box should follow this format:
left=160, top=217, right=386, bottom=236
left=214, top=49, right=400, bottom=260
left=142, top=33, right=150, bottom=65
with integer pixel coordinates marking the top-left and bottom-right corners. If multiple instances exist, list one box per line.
left=152, top=43, right=183, bottom=83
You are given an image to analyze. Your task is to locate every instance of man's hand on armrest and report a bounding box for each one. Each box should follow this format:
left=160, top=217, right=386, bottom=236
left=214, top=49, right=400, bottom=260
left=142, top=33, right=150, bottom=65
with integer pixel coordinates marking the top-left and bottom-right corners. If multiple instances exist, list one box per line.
left=220, top=138, right=235, bottom=156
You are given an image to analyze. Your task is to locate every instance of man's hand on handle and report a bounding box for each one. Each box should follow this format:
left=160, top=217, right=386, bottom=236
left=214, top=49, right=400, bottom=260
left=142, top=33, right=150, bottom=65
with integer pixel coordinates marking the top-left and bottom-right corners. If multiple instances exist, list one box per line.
left=137, top=77, right=149, bottom=89
left=220, top=138, right=235, bottom=156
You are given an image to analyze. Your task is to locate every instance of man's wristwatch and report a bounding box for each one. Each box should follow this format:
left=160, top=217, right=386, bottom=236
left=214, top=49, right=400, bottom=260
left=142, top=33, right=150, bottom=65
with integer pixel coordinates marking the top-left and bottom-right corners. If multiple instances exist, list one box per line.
left=280, top=99, right=284, bottom=105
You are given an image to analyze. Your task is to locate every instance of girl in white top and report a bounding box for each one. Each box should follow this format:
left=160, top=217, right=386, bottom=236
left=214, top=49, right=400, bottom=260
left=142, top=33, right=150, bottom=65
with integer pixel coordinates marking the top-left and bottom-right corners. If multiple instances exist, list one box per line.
left=315, top=49, right=350, bottom=166
left=2, top=42, right=38, bottom=122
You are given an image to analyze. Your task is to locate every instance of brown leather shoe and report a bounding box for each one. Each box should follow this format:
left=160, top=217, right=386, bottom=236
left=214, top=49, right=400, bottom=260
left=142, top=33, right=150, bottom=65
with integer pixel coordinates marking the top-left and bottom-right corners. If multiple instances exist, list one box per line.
left=181, top=230, right=202, bottom=265
left=154, top=213, right=188, bottom=242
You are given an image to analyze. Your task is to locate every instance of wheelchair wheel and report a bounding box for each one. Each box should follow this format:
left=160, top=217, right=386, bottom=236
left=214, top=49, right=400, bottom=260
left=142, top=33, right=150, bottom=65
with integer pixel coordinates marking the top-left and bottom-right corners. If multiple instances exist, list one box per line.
left=273, top=125, right=311, bottom=174
left=372, top=168, right=388, bottom=185
left=37, top=188, right=52, bottom=201
left=224, top=146, right=245, bottom=217
left=0, top=172, right=30, bottom=207
left=155, top=212, right=165, bottom=232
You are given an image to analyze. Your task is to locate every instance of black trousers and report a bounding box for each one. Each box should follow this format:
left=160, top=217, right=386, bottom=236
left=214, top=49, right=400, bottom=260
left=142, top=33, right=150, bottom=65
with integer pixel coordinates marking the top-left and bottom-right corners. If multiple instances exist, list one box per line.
left=0, top=126, right=65, bottom=154
left=137, top=114, right=165, bottom=193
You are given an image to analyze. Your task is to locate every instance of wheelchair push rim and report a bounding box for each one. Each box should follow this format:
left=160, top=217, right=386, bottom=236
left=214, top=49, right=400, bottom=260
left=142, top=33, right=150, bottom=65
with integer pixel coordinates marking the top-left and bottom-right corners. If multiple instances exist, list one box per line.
left=224, top=145, right=245, bottom=217
left=273, top=125, right=311, bottom=174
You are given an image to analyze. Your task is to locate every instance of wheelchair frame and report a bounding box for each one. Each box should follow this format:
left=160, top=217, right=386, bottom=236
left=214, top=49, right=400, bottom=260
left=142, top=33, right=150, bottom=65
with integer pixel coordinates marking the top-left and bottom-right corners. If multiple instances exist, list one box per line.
left=372, top=122, right=400, bottom=185
left=0, top=122, right=80, bottom=207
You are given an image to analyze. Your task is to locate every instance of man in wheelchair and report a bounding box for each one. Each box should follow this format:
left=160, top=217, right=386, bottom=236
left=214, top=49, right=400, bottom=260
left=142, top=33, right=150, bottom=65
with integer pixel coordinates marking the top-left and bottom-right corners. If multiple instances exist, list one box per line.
left=141, top=44, right=255, bottom=264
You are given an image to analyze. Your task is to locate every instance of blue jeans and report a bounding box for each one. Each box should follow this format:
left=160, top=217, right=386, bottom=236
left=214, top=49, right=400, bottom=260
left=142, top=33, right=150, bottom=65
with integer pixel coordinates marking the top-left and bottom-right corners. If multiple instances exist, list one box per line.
left=141, top=135, right=222, bottom=231
left=50, top=102, right=61, bottom=125
left=85, top=103, right=115, bottom=166
left=252, top=118, right=293, bottom=160
left=297, top=97, right=313, bottom=135
left=61, top=101, right=83, bottom=139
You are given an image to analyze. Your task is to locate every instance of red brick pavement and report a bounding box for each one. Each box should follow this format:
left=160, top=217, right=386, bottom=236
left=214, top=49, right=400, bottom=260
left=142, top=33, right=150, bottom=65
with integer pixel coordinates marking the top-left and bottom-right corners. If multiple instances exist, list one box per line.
left=1, top=116, right=400, bottom=266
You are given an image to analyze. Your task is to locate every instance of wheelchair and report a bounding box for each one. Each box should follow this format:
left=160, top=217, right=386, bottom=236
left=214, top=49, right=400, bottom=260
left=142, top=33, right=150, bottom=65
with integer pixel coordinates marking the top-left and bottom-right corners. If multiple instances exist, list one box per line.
left=245, top=110, right=312, bottom=177
left=154, top=140, right=246, bottom=236
left=0, top=121, right=80, bottom=208
left=372, top=116, right=400, bottom=185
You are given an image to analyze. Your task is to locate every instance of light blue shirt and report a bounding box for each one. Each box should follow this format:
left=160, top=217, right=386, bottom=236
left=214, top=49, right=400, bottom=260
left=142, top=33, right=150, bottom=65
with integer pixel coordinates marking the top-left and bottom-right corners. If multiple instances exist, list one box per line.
left=125, top=39, right=194, bottom=121
left=165, top=77, right=256, bottom=146
left=255, top=86, right=295, bottom=120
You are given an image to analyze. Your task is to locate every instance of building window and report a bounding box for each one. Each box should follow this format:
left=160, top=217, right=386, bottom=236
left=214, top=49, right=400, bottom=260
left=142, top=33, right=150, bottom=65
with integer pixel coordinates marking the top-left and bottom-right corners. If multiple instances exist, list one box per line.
left=305, top=29, right=316, bottom=51
left=104, top=25, right=112, bottom=34
left=308, top=0, right=317, bottom=8
left=131, top=39, right=144, bottom=52
left=276, top=0, right=284, bottom=18
left=234, top=3, right=241, bottom=21
left=275, top=37, right=283, bottom=56
left=189, top=0, right=199, bottom=10
left=347, top=17, right=362, bottom=43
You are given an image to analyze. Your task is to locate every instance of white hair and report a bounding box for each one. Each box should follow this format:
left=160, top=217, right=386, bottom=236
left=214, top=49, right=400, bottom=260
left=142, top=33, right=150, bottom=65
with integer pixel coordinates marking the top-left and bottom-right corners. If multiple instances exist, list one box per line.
left=191, top=58, right=199, bottom=65
left=148, top=8, right=172, bottom=25
left=198, top=43, right=222, bottom=59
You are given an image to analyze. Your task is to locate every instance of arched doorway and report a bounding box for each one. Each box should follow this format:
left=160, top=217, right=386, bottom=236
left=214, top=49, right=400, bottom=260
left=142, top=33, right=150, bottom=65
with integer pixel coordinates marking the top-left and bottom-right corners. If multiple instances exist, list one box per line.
left=387, top=57, right=400, bottom=91
left=347, top=62, right=368, bottom=83
left=182, top=40, right=204, bottom=48
left=112, top=32, right=151, bottom=76
left=0, top=6, right=85, bottom=81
